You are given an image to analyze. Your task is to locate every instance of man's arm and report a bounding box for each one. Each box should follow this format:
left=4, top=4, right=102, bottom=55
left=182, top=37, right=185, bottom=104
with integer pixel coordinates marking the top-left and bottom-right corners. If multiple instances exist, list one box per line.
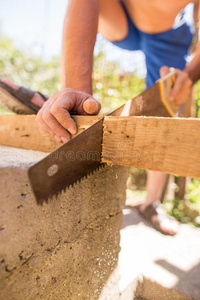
left=36, top=0, right=101, bottom=143
left=185, top=44, right=200, bottom=84
left=61, top=0, right=99, bottom=93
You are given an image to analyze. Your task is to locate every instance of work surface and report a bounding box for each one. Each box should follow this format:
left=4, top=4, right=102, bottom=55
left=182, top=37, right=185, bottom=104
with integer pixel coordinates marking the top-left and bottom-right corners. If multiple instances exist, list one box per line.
left=119, top=206, right=200, bottom=300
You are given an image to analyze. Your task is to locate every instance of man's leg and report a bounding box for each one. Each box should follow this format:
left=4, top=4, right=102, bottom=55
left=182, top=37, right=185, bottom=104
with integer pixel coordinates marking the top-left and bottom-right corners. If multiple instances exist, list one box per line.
left=141, top=171, right=167, bottom=208
left=140, top=171, right=179, bottom=235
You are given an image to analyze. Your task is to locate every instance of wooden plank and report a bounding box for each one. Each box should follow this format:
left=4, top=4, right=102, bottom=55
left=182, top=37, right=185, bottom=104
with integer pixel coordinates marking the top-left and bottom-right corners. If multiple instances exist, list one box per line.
left=174, top=90, right=195, bottom=199
left=102, top=116, right=200, bottom=179
left=0, top=115, right=101, bottom=152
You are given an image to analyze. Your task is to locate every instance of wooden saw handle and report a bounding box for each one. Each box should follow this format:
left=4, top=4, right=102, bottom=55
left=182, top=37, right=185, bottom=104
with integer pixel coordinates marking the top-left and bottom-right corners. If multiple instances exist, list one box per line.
left=157, top=68, right=178, bottom=117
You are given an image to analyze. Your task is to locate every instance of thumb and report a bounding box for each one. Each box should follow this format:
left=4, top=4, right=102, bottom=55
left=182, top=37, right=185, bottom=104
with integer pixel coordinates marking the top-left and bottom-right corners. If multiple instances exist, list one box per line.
left=160, top=66, right=170, bottom=78
left=83, top=98, right=101, bottom=115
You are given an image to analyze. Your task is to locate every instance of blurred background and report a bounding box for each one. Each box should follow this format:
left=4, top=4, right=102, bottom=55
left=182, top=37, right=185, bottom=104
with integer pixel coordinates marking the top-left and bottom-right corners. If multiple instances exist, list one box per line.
left=0, top=0, right=200, bottom=226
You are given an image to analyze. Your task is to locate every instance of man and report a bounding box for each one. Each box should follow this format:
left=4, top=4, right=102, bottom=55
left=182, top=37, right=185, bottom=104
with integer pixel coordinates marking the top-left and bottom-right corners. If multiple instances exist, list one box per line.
left=1, top=0, right=200, bottom=234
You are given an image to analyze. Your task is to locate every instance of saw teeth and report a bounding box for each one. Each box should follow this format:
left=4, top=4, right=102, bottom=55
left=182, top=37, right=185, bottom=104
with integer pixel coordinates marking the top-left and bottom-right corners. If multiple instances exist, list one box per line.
left=38, top=200, right=44, bottom=206
left=37, top=196, right=49, bottom=206
left=67, top=185, right=72, bottom=192
left=83, top=175, right=88, bottom=181
left=36, top=163, right=106, bottom=205
left=64, top=187, right=68, bottom=193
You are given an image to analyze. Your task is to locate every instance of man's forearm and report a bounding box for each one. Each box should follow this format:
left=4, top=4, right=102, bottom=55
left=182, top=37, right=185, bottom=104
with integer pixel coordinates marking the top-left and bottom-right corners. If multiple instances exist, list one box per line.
left=61, top=0, right=99, bottom=93
left=185, top=44, right=200, bottom=84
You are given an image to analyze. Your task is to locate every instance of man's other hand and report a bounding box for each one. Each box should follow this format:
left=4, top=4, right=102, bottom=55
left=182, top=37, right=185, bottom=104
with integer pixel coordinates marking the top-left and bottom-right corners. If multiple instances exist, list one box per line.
left=36, top=88, right=101, bottom=143
left=160, top=66, right=193, bottom=106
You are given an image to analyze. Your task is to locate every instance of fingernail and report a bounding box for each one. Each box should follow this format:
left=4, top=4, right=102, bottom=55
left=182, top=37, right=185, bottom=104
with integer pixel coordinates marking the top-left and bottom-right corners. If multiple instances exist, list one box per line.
left=68, top=126, right=77, bottom=135
left=84, top=99, right=98, bottom=114
left=54, top=135, right=61, bottom=142
left=61, top=136, right=69, bottom=143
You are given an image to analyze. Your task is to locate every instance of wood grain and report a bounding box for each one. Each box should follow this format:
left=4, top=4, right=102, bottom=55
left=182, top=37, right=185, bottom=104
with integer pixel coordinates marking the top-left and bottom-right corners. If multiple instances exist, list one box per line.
left=1, top=115, right=199, bottom=179
left=102, top=116, right=200, bottom=178
left=0, top=115, right=101, bottom=152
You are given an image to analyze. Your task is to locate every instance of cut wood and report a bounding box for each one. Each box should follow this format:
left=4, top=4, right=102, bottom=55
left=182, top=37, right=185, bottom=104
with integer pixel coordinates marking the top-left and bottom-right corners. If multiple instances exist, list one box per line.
left=1, top=114, right=200, bottom=179
left=102, top=116, right=200, bottom=179
left=0, top=115, right=101, bottom=152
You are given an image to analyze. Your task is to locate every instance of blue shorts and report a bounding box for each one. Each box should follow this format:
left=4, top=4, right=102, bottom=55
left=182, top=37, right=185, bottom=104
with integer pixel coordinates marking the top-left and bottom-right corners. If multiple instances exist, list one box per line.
left=112, top=3, right=194, bottom=88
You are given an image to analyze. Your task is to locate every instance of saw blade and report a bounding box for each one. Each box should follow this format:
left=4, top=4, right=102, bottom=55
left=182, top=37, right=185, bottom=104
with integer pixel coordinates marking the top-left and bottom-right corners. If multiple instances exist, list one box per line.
left=110, top=82, right=172, bottom=117
left=28, top=118, right=104, bottom=205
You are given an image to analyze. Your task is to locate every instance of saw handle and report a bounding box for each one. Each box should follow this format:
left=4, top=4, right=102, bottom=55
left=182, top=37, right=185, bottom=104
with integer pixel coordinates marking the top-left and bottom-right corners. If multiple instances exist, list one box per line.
left=157, top=68, right=178, bottom=117
left=158, top=68, right=177, bottom=84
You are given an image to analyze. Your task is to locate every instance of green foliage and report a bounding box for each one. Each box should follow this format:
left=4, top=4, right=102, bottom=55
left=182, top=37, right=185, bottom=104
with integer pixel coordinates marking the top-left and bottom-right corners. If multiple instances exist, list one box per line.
left=164, top=179, right=200, bottom=227
left=0, top=35, right=61, bottom=114
left=0, top=36, right=61, bottom=94
left=196, top=80, right=200, bottom=117
left=0, top=36, right=145, bottom=115
left=93, top=50, right=145, bottom=114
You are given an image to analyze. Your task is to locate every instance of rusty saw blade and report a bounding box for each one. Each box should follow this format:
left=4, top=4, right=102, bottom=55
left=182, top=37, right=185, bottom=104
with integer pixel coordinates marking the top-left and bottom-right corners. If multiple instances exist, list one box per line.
left=28, top=117, right=104, bottom=204
left=28, top=70, right=177, bottom=204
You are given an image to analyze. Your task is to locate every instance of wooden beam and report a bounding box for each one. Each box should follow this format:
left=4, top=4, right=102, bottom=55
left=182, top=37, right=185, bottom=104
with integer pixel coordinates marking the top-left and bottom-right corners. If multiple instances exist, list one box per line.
left=102, top=116, right=200, bottom=179
left=0, top=115, right=101, bottom=152
left=1, top=115, right=200, bottom=179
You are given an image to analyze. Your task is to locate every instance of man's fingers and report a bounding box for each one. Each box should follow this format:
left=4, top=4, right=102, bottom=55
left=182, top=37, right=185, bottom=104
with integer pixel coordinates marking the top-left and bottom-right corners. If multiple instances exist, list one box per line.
left=173, top=80, right=192, bottom=105
left=42, top=110, right=71, bottom=141
left=185, top=77, right=193, bottom=88
left=160, top=66, right=170, bottom=77
left=159, top=67, right=193, bottom=105
left=36, top=88, right=100, bottom=142
left=36, top=108, right=57, bottom=138
left=50, top=99, right=77, bottom=135
left=170, top=70, right=187, bottom=101
left=83, top=98, right=101, bottom=115
left=38, top=104, right=71, bottom=141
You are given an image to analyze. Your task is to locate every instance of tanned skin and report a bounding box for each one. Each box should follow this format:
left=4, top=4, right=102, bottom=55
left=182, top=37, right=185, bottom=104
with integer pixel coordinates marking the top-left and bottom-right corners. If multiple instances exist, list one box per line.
left=35, top=0, right=200, bottom=142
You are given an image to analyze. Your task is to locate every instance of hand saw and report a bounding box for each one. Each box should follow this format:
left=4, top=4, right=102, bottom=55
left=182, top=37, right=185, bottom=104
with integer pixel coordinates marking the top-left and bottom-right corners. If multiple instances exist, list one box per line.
left=28, top=69, right=178, bottom=204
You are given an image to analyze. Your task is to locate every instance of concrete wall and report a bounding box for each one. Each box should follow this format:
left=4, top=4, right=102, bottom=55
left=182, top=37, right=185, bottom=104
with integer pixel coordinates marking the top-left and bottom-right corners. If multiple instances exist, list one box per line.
left=0, top=146, right=128, bottom=300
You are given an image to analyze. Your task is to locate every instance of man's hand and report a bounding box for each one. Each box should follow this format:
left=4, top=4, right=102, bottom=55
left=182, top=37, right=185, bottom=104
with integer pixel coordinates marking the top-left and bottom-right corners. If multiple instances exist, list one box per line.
left=36, top=88, right=101, bottom=143
left=160, top=66, right=193, bottom=106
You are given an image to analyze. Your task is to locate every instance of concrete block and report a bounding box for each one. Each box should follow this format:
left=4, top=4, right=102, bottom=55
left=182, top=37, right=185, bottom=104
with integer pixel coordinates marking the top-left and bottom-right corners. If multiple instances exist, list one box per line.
left=0, top=146, right=128, bottom=300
